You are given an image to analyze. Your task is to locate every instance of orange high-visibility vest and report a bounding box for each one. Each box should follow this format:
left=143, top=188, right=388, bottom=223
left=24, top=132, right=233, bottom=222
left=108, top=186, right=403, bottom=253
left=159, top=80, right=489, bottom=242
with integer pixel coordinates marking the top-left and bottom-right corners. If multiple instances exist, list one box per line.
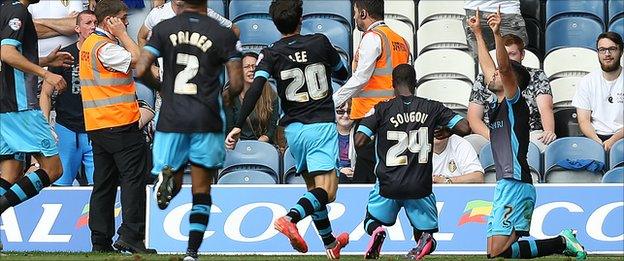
left=351, top=24, right=410, bottom=119
left=79, top=33, right=139, bottom=131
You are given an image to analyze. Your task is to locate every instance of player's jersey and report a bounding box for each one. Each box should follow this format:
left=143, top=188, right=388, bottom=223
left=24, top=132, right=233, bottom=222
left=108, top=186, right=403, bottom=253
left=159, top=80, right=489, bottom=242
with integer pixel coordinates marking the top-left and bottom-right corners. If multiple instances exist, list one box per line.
left=1, top=0, right=40, bottom=113
left=255, top=33, right=343, bottom=126
left=488, top=90, right=532, bottom=183
left=359, top=96, right=463, bottom=199
left=145, top=11, right=241, bottom=133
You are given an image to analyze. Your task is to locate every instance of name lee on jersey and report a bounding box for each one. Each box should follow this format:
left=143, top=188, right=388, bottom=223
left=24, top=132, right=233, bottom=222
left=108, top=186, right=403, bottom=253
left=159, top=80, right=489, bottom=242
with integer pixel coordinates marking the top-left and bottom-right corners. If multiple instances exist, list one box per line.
left=169, top=31, right=213, bottom=52
left=390, top=111, right=429, bottom=128
left=289, top=51, right=308, bottom=63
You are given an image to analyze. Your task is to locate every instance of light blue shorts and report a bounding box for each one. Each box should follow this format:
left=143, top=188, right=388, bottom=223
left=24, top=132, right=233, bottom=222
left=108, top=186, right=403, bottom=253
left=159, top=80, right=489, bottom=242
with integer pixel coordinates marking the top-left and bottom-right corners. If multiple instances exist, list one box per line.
left=151, top=131, right=225, bottom=175
left=367, top=183, right=439, bottom=232
left=284, top=122, right=338, bottom=174
left=487, top=178, right=536, bottom=237
left=0, top=110, right=58, bottom=157
left=54, top=123, right=94, bottom=186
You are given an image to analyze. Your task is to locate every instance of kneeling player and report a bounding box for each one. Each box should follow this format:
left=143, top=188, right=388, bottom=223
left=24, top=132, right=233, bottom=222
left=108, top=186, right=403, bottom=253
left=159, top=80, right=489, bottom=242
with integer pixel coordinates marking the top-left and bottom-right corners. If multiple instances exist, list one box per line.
left=355, top=64, right=471, bottom=259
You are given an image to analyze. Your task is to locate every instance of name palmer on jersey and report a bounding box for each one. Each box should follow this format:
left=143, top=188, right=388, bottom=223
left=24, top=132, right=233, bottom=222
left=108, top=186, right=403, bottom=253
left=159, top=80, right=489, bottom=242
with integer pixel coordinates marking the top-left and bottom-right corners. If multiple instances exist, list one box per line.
left=169, top=31, right=212, bottom=52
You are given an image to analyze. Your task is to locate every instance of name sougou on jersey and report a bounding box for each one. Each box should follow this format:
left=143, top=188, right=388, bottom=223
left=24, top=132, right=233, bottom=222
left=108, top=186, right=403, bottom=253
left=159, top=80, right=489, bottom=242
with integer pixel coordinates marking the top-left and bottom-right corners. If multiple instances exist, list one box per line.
left=359, top=96, right=463, bottom=199
left=145, top=11, right=241, bottom=133
left=255, top=33, right=343, bottom=126
left=487, top=90, right=532, bottom=183
left=1, top=0, right=40, bottom=113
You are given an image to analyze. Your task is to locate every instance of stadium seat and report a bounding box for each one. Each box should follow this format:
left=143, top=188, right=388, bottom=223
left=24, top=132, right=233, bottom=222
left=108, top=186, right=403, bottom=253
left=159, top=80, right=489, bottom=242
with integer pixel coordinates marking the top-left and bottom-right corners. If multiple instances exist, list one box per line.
left=610, top=139, right=624, bottom=169
left=602, top=167, right=624, bottom=183
left=352, top=21, right=415, bottom=58
left=416, top=79, right=471, bottom=109
left=482, top=49, right=541, bottom=72
left=608, top=17, right=624, bottom=36
left=301, top=18, right=351, bottom=60
left=229, top=0, right=270, bottom=22
left=385, top=0, right=416, bottom=31
left=545, top=17, right=604, bottom=54
left=464, top=134, right=489, bottom=155
left=218, top=170, right=278, bottom=184
left=524, top=19, right=543, bottom=55
left=543, top=48, right=600, bottom=80
left=544, top=137, right=606, bottom=183
left=520, top=0, right=543, bottom=22
left=609, top=0, right=624, bottom=24
left=284, top=172, right=306, bottom=184
left=417, top=0, right=465, bottom=27
left=221, top=140, right=280, bottom=180
left=546, top=0, right=605, bottom=25
left=208, top=0, right=225, bottom=17
left=550, top=77, right=581, bottom=108
left=479, top=143, right=541, bottom=183
left=282, top=147, right=305, bottom=184
left=416, top=19, right=468, bottom=55
left=415, top=49, right=475, bottom=83
left=554, top=107, right=583, bottom=138
left=302, top=0, right=352, bottom=28
left=236, top=18, right=281, bottom=53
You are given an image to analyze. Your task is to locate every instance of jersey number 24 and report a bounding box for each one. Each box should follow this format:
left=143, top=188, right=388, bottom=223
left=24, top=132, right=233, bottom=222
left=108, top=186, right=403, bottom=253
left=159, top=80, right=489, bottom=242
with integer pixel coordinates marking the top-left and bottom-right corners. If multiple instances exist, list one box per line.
left=281, top=63, right=329, bottom=102
left=386, top=127, right=431, bottom=167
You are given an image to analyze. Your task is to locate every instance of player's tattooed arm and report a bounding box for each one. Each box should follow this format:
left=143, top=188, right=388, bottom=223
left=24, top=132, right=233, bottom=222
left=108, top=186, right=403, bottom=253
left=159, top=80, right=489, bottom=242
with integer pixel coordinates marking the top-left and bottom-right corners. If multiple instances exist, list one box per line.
left=490, top=5, right=517, bottom=100
left=136, top=50, right=161, bottom=91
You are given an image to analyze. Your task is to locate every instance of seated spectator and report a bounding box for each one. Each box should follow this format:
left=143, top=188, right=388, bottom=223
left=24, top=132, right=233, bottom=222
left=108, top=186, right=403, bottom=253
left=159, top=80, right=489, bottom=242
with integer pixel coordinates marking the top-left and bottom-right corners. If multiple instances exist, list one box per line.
left=225, top=52, right=279, bottom=144
left=572, top=32, right=624, bottom=151
left=463, top=0, right=528, bottom=58
left=467, top=34, right=555, bottom=151
left=432, top=134, right=484, bottom=184
left=336, top=101, right=355, bottom=183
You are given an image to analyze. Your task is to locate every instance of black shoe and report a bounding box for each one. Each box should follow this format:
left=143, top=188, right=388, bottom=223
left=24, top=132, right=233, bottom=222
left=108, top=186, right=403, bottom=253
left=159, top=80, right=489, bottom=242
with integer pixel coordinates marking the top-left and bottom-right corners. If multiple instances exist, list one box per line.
left=113, top=238, right=157, bottom=254
left=92, top=244, right=119, bottom=253
left=155, top=166, right=176, bottom=210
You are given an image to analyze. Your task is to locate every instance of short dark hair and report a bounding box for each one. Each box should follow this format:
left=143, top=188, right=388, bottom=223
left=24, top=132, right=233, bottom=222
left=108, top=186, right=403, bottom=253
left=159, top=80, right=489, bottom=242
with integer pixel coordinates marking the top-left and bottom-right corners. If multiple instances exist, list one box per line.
left=242, top=52, right=259, bottom=60
left=94, top=0, right=128, bottom=24
left=76, top=10, right=96, bottom=25
left=183, top=0, right=207, bottom=7
left=269, top=0, right=303, bottom=35
left=502, top=34, right=525, bottom=51
left=392, top=64, right=417, bottom=94
left=597, top=31, right=624, bottom=51
left=510, top=60, right=530, bottom=91
left=353, top=0, right=384, bottom=20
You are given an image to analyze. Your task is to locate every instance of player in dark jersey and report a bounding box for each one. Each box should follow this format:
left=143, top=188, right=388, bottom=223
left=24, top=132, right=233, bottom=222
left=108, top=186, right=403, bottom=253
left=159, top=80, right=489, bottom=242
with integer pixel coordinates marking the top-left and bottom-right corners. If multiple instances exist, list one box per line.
left=136, top=0, right=244, bottom=259
left=0, top=1, right=72, bottom=249
left=468, top=7, right=586, bottom=259
left=224, top=0, right=350, bottom=258
left=354, top=64, right=470, bottom=260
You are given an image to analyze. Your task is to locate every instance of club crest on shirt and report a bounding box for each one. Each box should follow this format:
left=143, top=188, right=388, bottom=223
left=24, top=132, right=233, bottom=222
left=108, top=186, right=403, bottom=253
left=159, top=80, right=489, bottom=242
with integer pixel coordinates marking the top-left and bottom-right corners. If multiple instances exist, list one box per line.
left=9, top=18, right=22, bottom=31
left=447, top=159, right=457, bottom=173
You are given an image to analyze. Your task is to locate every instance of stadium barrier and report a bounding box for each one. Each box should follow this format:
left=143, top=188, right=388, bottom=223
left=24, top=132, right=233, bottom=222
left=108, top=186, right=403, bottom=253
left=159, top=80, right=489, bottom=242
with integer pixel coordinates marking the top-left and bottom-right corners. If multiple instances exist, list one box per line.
left=1, top=184, right=622, bottom=254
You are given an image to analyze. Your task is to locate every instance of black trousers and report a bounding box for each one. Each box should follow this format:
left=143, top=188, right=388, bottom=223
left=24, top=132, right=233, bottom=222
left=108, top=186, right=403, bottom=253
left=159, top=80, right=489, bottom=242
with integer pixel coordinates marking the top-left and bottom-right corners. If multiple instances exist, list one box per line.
left=352, top=120, right=376, bottom=183
left=88, top=125, right=148, bottom=247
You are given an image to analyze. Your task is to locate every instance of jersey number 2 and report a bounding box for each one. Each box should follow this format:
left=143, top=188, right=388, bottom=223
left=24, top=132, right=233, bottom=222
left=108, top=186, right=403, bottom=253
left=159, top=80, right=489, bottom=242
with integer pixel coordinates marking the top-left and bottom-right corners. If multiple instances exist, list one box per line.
left=174, top=53, right=199, bottom=95
left=281, top=63, right=329, bottom=102
left=386, top=127, right=431, bottom=167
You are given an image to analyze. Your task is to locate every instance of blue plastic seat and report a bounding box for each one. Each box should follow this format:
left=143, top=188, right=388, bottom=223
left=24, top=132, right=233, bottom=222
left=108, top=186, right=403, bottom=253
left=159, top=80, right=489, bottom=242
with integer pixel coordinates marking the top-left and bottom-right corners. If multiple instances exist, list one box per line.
left=521, top=0, right=542, bottom=22
left=554, top=107, right=583, bottom=138
left=546, top=0, right=605, bottom=25
left=236, top=18, right=282, bottom=52
left=528, top=142, right=542, bottom=176
left=302, top=0, right=352, bottom=28
left=545, top=17, right=604, bottom=54
left=610, top=139, right=624, bottom=169
left=218, top=170, right=278, bottom=184
left=208, top=0, right=225, bottom=17
left=301, top=18, right=351, bottom=61
left=544, top=137, right=606, bottom=183
left=479, top=143, right=541, bottom=183
left=608, top=17, right=624, bottom=36
left=609, top=0, right=624, bottom=24
left=602, top=167, right=624, bottom=183
left=282, top=147, right=306, bottom=184
left=229, top=0, right=270, bottom=22
left=221, top=140, right=280, bottom=180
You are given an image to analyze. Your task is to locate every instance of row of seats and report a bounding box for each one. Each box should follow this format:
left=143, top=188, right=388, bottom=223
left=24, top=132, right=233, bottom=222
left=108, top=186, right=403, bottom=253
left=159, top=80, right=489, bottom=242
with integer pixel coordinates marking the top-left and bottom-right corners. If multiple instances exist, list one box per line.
left=212, top=138, right=624, bottom=185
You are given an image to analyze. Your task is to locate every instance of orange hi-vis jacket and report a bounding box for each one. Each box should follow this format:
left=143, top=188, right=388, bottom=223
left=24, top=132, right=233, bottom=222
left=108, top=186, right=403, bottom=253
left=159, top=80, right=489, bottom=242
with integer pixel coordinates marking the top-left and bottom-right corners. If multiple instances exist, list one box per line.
left=351, top=24, right=410, bottom=119
left=79, top=33, right=139, bottom=131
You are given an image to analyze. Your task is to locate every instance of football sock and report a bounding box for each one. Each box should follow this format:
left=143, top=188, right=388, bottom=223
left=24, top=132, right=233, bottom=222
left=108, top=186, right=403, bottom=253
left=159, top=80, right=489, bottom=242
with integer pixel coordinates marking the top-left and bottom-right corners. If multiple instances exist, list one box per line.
left=286, top=187, right=328, bottom=223
left=413, top=229, right=423, bottom=242
left=187, top=193, right=212, bottom=252
left=498, top=237, right=566, bottom=258
left=0, top=177, right=12, bottom=196
left=364, top=214, right=383, bottom=236
left=2, top=170, right=50, bottom=208
left=311, top=205, right=336, bottom=248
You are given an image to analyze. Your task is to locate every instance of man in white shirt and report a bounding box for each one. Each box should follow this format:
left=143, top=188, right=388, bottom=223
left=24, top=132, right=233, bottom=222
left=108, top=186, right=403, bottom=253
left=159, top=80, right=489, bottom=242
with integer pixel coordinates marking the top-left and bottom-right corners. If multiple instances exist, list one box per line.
left=28, top=0, right=84, bottom=57
left=432, top=135, right=484, bottom=184
left=572, top=32, right=624, bottom=151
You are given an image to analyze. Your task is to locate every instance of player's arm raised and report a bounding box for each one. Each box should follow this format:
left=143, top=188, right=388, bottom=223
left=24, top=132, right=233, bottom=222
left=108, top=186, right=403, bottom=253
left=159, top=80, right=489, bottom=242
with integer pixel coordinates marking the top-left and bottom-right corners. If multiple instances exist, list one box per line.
left=490, top=6, right=517, bottom=99
left=468, top=8, right=496, bottom=87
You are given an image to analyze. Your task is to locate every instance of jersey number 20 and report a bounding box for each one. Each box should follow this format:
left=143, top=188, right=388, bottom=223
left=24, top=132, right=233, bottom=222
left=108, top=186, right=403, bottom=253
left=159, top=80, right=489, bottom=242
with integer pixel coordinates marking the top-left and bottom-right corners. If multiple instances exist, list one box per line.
left=281, top=63, right=329, bottom=102
left=174, top=53, right=199, bottom=95
left=386, top=128, right=431, bottom=167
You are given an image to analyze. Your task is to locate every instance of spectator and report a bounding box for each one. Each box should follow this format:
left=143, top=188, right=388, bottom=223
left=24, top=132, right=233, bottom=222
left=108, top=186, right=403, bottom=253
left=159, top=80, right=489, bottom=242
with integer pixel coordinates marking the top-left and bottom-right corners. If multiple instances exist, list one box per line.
left=41, top=10, right=98, bottom=186
left=88, top=0, right=164, bottom=42
left=225, top=52, right=279, bottom=144
left=463, top=0, right=528, bottom=58
left=79, top=0, right=152, bottom=253
left=28, top=0, right=84, bottom=58
left=467, top=34, right=555, bottom=151
left=432, top=135, right=484, bottom=184
left=572, top=32, right=624, bottom=151
left=336, top=101, right=355, bottom=183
